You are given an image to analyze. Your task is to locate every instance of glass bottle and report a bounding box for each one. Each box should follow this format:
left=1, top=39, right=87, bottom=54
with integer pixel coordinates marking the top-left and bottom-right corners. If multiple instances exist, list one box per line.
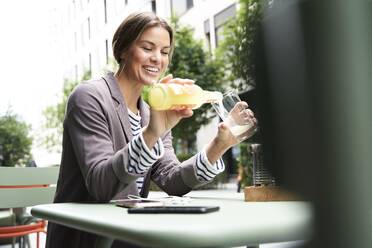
left=148, top=83, right=223, bottom=110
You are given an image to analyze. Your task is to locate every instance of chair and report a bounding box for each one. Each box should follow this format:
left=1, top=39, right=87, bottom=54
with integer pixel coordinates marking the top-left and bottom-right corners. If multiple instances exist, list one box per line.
left=0, top=167, right=59, bottom=248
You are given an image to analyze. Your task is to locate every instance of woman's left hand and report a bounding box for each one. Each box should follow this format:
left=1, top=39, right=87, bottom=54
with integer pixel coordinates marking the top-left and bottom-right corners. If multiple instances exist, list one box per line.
left=146, top=74, right=195, bottom=138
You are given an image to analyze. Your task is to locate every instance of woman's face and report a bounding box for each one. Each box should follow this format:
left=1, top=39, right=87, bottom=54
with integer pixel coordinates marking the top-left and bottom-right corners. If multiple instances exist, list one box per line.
left=124, top=26, right=171, bottom=85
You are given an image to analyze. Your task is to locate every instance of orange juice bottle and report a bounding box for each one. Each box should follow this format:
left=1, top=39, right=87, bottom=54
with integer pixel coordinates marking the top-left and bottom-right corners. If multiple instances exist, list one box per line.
left=148, top=83, right=223, bottom=110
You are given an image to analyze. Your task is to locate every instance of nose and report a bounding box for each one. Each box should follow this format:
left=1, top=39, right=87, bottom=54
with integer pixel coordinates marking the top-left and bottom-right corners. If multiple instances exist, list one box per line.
left=150, top=50, right=161, bottom=64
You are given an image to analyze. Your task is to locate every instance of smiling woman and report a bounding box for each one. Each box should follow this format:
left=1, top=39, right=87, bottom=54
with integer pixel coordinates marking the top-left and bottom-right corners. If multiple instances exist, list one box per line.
left=45, top=11, right=256, bottom=248
left=117, top=26, right=171, bottom=86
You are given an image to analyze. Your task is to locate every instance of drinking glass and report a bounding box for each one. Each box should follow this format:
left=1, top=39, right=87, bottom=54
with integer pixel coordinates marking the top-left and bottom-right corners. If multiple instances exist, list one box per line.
left=211, top=90, right=257, bottom=142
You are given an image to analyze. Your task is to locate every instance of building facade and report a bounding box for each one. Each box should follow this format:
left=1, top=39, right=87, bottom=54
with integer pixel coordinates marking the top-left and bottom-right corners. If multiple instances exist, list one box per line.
left=52, top=0, right=238, bottom=82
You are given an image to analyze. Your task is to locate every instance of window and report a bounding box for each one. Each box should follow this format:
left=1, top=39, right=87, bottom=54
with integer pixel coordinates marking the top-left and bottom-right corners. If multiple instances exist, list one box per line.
left=74, top=32, right=77, bottom=51
left=214, top=4, right=236, bottom=47
left=105, top=39, right=109, bottom=65
left=87, top=17, right=91, bottom=40
left=151, top=0, right=156, bottom=13
left=88, top=53, right=92, bottom=75
left=74, top=64, right=78, bottom=82
left=171, top=0, right=193, bottom=16
left=204, top=19, right=211, bottom=51
left=104, top=0, right=107, bottom=23
left=73, top=0, right=77, bottom=19
left=186, top=0, right=193, bottom=9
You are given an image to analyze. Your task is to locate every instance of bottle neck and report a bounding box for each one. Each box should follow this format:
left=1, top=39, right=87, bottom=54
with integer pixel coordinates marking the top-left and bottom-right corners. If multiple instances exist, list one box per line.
left=203, top=90, right=223, bottom=103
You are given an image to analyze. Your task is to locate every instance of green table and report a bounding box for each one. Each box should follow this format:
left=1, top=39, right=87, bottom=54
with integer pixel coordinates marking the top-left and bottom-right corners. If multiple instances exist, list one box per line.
left=31, top=192, right=313, bottom=248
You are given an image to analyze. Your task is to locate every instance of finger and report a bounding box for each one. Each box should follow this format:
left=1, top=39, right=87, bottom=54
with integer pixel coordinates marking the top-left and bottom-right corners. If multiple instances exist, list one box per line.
left=218, top=122, right=238, bottom=143
left=159, top=74, right=173, bottom=84
left=240, top=109, right=254, bottom=118
left=230, top=101, right=247, bottom=115
left=175, top=108, right=193, bottom=118
left=240, top=109, right=249, bottom=117
left=218, top=122, right=229, bottom=130
left=236, top=101, right=248, bottom=110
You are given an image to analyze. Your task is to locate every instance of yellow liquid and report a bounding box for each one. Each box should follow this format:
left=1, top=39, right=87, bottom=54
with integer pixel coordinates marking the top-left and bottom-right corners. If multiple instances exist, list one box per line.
left=148, top=83, right=222, bottom=110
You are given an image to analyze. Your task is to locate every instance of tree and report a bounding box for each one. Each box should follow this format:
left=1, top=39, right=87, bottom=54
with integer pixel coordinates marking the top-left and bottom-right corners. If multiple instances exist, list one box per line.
left=217, top=0, right=269, bottom=189
left=42, top=71, right=91, bottom=152
left=0, top=110, right=33, bottom=167
left=166, top=18, right=225, bottom=154
left=217, top=0, right=265, bottom=91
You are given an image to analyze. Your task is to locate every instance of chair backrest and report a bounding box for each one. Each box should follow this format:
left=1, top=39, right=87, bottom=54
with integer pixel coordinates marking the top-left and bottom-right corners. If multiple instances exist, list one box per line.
left=0, top=167, right=59, bottom=208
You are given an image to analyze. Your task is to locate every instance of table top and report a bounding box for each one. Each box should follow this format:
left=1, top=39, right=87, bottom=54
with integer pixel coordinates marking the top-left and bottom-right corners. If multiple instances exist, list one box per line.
left=31, top=191, right=313, bottom=247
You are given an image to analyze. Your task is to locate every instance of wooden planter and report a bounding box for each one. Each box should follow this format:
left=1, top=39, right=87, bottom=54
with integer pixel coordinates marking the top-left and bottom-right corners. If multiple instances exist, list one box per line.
left=244, top=186, right=301, bottom=202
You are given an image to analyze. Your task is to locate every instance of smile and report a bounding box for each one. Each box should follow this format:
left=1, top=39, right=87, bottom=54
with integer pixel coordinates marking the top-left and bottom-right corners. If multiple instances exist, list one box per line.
left=143, top=66, right=160, bottom=73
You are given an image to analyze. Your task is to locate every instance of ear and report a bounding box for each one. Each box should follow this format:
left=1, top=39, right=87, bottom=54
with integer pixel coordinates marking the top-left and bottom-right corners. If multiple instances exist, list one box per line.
left=119, top=51, right=127, bottom=61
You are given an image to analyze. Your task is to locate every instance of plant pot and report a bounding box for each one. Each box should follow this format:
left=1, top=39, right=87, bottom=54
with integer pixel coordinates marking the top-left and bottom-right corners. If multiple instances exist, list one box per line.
left=244, top=185, right=301, bottom=202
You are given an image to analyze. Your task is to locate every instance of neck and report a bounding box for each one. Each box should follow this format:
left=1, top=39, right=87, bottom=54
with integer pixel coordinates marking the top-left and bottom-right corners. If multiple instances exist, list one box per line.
left=114, top=71, right=142, bottom=113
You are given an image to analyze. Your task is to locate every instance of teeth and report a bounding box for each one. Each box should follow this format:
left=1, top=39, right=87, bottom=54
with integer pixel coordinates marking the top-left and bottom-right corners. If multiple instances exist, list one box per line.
left=144, top=66, right=159, bottom=72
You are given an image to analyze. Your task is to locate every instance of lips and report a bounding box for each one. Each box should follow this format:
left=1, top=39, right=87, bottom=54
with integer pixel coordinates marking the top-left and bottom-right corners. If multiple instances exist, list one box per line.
left=143, top=66, right=160, bottom=74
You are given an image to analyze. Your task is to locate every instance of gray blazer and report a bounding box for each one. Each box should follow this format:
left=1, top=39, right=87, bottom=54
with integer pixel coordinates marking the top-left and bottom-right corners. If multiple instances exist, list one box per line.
left=46, top=72, right=207, bottom=248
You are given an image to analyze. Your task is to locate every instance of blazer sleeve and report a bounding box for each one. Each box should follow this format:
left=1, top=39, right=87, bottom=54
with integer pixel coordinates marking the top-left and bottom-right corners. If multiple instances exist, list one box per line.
left=65, top=83, right=138, bottom=202
left=150, top=130, right=211, bottom=196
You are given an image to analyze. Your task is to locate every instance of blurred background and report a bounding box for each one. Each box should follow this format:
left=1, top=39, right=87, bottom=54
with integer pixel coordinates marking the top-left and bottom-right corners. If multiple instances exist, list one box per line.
left=1, top=0, right=372, bottom=247
left=255, top=0, right=372, bottom=247
left=0, top=0, right=260, bottom=185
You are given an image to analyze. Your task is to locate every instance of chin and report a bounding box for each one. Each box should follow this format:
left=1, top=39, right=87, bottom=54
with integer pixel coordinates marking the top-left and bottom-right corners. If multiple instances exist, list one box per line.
left=143, top=76, right=160, bottom=85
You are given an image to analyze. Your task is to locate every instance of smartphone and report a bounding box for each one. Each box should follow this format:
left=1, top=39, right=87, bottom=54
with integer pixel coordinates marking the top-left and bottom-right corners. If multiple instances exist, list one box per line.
left=114, top=199, right=165, bottom=208
left=127, top=206, right=220, bottom=214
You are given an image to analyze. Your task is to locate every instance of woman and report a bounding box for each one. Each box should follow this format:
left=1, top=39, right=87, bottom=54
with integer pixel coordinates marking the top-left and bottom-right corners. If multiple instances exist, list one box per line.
left=46, top=12, right=257, bottom=248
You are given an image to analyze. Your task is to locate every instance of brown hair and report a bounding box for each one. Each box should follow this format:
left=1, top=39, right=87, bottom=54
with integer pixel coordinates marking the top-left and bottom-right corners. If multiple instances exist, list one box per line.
left=112, top=12, right=174, bottom=65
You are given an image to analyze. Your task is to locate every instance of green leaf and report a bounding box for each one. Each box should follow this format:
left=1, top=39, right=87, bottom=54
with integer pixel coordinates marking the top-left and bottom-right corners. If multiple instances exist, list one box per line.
left=0, top=110, right=33, bottom=167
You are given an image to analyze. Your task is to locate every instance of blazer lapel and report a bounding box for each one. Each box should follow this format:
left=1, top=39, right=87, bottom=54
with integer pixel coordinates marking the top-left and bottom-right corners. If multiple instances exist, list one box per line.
left=138, top=99, right=152, bottom=197
left=138, top=98, right=150, bottom=129
left=102, top=72, right=132, bottom=143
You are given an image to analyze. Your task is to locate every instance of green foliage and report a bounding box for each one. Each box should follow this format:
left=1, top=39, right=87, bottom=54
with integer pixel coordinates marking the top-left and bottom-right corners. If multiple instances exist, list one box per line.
left=42, top=71, right=91, bottom=151
left=141, top=85, right=150, bottom=103
left=236, top=142, right=253, bottom=188
left=167, top=18, right=225, bottom=154
left=176, top=152, right=193, bottom=162
left=217, top=0, right=265, bottom=91
left=0, top=111, right=33, bottom=167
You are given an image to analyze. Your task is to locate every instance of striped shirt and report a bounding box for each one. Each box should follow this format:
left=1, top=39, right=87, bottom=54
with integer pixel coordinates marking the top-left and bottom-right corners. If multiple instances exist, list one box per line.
left=127, top=110, right=163, bottom=192
left=126, top=109, right=225, bottom=192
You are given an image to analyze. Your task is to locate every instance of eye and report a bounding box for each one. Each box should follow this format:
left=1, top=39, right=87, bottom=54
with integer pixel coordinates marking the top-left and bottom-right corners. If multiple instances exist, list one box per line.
left=161, top=49, right=170, bottom=55
left=142, top=47, right=152, bottom=51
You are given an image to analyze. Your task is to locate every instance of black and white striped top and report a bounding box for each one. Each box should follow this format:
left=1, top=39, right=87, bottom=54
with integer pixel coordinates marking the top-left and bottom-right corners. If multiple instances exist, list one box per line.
left=126, top=109, right=225, bottom=192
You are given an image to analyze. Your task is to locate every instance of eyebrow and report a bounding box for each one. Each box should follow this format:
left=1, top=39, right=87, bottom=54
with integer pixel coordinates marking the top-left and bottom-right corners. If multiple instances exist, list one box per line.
left=139, top=40, right=171, bottom=49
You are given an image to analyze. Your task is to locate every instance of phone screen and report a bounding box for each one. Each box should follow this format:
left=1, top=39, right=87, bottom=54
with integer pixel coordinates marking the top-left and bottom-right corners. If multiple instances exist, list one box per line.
left=127, top=206, right=220, bottom=214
